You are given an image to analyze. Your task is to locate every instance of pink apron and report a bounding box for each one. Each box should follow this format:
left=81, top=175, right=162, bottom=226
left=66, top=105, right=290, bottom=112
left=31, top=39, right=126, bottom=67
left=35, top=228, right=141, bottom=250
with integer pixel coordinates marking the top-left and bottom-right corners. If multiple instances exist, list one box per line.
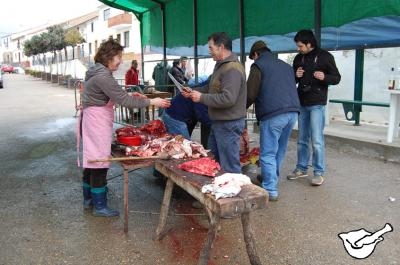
left=80, top=100, right=115, bottom=168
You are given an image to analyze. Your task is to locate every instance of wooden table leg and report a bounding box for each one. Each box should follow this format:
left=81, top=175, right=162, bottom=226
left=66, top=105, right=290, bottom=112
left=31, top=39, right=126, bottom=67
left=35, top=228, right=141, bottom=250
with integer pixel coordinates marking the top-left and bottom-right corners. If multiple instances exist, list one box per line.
left=198, top=207, right=221, bottom=265
left=123, top=168, right=129, bottom=234
left=154, top=178, right=174, bottom=240
left=241, top=212, right=262, bottom=265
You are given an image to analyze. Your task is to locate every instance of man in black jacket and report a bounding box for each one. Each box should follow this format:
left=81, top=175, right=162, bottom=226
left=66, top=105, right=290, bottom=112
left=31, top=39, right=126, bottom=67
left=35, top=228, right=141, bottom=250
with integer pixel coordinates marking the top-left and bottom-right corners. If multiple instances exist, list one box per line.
left=287, top=29, right=341, bottom=186
left=170, top=56, right=189, bottom=95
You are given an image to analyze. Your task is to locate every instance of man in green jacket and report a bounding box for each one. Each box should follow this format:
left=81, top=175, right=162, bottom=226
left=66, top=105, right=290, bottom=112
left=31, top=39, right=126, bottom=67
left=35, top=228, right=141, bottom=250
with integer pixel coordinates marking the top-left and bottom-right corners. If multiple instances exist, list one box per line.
left=183, top=32, right=247, bottom=173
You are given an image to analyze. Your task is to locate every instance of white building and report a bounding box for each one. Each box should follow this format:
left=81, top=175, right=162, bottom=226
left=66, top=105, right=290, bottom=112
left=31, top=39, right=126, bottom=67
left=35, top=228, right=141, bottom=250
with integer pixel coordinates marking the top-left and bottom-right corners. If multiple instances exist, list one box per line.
left=0, top=4, right=142, bottom=78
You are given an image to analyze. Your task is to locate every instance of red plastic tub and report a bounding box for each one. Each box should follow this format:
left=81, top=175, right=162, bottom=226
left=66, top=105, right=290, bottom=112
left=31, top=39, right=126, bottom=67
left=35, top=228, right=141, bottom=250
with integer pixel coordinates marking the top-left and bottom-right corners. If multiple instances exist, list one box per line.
left=117, top=135, right=142, bottom=146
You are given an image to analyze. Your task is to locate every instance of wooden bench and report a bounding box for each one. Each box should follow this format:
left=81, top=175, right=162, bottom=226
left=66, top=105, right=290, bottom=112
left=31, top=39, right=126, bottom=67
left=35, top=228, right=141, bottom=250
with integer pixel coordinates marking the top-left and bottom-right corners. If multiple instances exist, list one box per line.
left=329, top=99, right=389, bottom=125
left=154, top=159, right=268, bottom=265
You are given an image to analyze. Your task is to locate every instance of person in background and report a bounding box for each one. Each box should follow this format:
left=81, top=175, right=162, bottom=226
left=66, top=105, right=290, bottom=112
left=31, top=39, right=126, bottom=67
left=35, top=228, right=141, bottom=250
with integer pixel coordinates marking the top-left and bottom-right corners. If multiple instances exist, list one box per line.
left=125, top=60, right=140, bottom=122
left=152, top=61, right=171, bottom=92
left=247, top=40, right=300, bottom=201
left=125, top=59, right=139, bottom=86
left=182, top=32, right=247, bottom=173
left=80, top=38, right=170, bottom=217
left=153, top=60, right=172, bottom=117
left=182, top=56, right=194, bottom=80
left=169, top=57, right=189, bottom=94
left=287, top=29, right=341, bottom=186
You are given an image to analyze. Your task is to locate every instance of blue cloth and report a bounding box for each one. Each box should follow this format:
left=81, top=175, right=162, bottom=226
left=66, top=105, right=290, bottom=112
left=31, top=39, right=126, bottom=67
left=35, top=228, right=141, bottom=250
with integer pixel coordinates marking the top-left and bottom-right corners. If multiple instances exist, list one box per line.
left=165, top=93, right=211, bottom=129
left=165, top=93, right=195, bottom=125
left=194, top=103, right=211, bottom=127
left=188, top=75, right=209, bottom=87
left=253, top=52, right=300, bottom=121
left=207, top=118, right=245, bottom=173
left=161, top=112, right=190, bottom=139
left=296, top=105, right=326, bottom=176
left=259, top=112, right=297, bottom=197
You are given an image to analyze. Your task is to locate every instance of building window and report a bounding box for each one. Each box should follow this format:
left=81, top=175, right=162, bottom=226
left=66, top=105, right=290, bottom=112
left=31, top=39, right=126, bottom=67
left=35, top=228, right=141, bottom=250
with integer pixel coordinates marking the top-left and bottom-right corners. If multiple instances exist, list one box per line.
left=103, top=8, right=110, bottom=21
left=116, top=34, right=121, bottom=44
left=91, top=22, right=94, bottom=32
left=124, top=31, right=130, bottom=48
left=89, top=43, right=92, bottom=55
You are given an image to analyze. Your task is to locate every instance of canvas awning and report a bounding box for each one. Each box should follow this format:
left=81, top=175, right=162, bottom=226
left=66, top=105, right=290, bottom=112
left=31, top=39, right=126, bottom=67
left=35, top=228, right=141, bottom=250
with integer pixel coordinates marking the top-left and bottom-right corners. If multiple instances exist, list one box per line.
left=99, top=0, right=400, bottom=56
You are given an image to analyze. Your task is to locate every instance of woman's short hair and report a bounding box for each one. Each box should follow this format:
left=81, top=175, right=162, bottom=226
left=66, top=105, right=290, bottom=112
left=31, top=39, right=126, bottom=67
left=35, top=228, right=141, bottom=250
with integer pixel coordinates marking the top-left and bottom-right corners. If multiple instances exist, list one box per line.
left=94, top=38, right=124, bottom=66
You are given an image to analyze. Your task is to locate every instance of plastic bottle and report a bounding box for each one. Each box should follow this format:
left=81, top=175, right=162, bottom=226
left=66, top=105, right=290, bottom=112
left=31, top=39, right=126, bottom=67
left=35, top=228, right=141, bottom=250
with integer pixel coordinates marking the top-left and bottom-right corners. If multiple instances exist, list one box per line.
left=388, top=67, right=395, bottom=90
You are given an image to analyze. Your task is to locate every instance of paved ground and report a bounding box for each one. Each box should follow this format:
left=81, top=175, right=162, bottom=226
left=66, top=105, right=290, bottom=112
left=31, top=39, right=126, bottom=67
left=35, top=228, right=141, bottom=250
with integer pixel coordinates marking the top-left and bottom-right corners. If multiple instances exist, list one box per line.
left=0, top=73, right=399, bottom=265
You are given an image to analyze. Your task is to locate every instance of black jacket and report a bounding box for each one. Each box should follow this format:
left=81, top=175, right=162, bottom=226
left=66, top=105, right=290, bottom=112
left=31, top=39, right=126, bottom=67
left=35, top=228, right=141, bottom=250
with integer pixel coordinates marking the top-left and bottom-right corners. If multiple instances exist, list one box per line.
left=170, top=65, right=188, bottom=85
left=293, top=47, right=341, bottom=106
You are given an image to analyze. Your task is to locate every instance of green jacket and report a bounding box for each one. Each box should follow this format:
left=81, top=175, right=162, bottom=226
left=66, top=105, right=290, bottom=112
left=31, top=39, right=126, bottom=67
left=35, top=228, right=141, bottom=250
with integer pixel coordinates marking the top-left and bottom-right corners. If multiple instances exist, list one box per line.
left=198, top=54, right=247, bottom=121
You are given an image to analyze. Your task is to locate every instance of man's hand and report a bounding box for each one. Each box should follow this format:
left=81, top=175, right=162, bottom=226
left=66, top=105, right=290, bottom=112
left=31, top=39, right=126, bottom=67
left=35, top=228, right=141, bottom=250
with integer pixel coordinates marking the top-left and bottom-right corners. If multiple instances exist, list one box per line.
left=190, top=90, right=202, bottom=103
left=313, top=71, right=325, bottom=81
left=181, top=88, right=191, bottom=98
left=149, top=98, right=171, bottom=108
left=296, top=67, right=305, bottom=78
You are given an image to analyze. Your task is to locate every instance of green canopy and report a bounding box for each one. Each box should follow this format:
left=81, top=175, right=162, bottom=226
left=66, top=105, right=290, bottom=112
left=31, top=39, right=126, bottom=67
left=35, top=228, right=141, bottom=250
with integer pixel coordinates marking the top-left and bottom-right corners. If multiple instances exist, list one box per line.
left=99, top=0, right=400, bottom=55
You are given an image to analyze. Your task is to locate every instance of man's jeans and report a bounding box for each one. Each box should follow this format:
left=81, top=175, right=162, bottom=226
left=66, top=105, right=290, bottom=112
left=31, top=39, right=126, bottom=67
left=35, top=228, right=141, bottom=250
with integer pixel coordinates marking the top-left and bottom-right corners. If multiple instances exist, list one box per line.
left=296, top=105, right=326, bottom=176
left=208, top=118, right=245, bottom=173
left=161, top=112, right=190, bottom=139
left=259, top=112, right=297, bottom=197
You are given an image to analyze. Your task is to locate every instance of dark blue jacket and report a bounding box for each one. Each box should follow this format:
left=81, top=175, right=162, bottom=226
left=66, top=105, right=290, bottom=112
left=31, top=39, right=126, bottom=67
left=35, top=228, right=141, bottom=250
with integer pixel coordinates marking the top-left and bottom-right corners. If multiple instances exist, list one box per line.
left=252, top=52, right=300, bottom=121
left=166, top=93, right=211, bottom=126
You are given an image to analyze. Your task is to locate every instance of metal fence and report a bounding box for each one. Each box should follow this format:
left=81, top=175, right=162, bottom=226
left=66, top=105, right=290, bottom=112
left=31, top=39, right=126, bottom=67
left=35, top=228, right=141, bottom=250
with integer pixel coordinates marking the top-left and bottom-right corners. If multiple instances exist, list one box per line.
left=74, top=80, right=257, bottom=130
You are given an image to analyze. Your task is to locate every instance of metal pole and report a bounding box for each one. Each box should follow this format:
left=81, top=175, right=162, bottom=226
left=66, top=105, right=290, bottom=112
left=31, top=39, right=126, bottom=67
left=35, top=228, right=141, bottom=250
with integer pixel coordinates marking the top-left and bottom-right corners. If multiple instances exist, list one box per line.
left=139, top=13, right=145, bottom=84
left=193, top=0, right=199, bottom=83
left=151, top=0, right=168, bottom=86
left=239, top=0, right=245, bottom=67
left=353, top=49, right=364, bottom=126
left=314, top=0, right=321, bottom=47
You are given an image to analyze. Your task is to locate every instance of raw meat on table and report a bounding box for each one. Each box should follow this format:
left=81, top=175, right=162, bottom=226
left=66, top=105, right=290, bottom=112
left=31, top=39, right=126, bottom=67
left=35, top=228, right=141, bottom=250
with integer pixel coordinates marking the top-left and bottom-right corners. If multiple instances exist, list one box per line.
left=177, top=157, right=221, bottom=177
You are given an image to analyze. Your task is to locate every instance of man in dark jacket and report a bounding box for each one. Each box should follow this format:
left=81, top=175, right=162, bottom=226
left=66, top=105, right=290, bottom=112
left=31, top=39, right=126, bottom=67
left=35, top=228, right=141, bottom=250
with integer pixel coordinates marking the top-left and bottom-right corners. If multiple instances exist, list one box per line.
left=169, top=57, right=189, bottom=95
left=247, top=40, right=300, bottom=201
left=287, top=29, right=341, bottom=186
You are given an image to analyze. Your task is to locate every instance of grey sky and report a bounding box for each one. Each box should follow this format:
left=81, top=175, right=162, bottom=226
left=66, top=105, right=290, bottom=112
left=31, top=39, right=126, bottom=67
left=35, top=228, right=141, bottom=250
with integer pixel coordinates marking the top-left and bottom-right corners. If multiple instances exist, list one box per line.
left=0, top=0, right=102, bottom=37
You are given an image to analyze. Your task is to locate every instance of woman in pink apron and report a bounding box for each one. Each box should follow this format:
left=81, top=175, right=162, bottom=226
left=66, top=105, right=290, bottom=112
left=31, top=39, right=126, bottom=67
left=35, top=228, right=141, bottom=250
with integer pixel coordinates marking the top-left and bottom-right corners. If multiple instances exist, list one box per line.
left=80, top=38, right=170, bottom=217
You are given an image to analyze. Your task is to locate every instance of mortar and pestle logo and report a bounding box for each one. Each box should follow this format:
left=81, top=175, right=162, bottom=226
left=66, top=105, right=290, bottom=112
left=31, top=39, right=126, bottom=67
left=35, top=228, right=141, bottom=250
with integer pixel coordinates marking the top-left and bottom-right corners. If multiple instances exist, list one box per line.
left=338, top=223, right=393, bottom=259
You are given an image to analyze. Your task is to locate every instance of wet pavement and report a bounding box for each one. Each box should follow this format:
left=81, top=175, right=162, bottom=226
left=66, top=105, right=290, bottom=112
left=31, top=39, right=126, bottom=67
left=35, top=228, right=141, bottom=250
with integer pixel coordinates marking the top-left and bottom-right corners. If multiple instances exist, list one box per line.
left=0, top=74, right=399, bottom=265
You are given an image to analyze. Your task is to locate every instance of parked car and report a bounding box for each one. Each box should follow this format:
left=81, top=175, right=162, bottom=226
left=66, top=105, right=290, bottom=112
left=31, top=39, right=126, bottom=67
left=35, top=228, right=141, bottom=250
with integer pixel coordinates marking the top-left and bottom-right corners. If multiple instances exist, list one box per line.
left=0, top=71, right=3, bottom=88
left=13, top=66, right=25, bottom=74
left=1, top=65, right=14, bottom=74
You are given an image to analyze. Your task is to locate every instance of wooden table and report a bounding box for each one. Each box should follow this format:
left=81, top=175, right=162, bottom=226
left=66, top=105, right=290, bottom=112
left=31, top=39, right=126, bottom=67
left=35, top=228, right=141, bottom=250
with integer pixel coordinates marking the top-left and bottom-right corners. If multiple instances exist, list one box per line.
left=387, top=90, right=400, bottom=143
left=154, top=159, right=269, bottom=265
left=112, top=149, right=155, bottom=233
